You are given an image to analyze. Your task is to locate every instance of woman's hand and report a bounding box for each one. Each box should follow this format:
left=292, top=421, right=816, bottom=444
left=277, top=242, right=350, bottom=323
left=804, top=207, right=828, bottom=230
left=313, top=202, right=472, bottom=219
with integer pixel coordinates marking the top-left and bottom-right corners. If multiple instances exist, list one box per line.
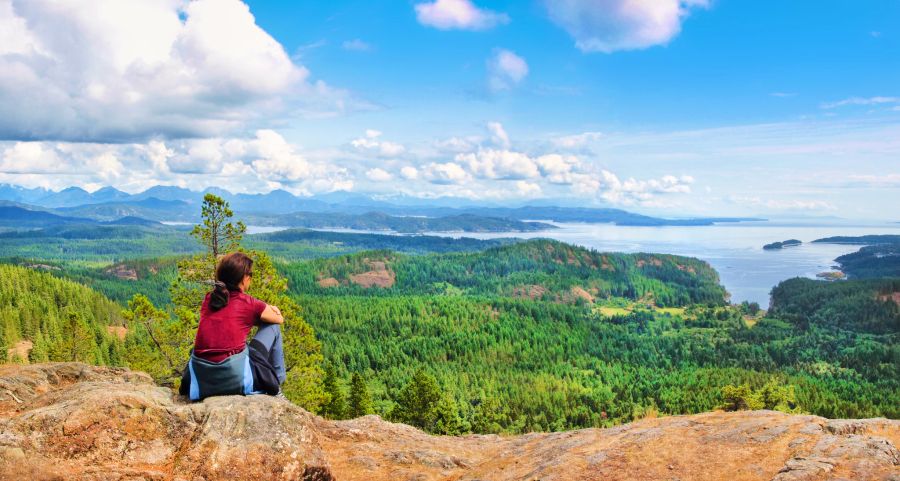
left=260, top=304, right=285, bottom=324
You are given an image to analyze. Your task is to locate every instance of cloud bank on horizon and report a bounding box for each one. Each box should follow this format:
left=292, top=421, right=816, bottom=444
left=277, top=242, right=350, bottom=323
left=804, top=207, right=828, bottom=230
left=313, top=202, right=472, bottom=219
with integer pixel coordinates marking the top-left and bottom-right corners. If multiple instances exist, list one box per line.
left=0, top=0, right=897, bottom=219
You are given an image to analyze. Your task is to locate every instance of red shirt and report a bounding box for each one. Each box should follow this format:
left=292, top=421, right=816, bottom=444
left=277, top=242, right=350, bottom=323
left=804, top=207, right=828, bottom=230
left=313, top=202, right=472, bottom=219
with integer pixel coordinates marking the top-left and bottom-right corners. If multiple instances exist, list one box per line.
left=194, top=290, right=267, bottom=363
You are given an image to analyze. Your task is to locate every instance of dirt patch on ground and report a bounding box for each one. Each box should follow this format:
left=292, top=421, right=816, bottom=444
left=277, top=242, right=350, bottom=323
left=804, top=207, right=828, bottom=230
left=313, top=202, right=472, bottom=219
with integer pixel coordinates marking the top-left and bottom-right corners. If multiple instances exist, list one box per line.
left=317, top=277, right=340, bottom=288
left=877, top=292, right=900, bottom=305
left=106, top=326, right=128, bottom=341
left=6, top=340, right=32, bottom=362
left=676, top=264, right=696, bottom=274
left=25, top=263, right=59, bottom=271
left=350, top=271, right=395, bottom=288
left=636, top=257, right=663, bottom=268
left=512, top=284, right=548, bottom=300
left=600, top=256, right=614, bottom=271
left=349, top=259, right=395, bottom=288
left=105, top=264, right=138, bottom=281
left=570, top=286, right=594, bottom=303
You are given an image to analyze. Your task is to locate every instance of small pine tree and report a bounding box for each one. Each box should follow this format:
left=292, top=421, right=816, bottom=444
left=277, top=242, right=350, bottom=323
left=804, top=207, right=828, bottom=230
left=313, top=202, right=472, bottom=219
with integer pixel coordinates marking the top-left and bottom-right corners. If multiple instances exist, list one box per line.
left=320, top=364, right=348, bottom=420
left=721, top=384, right=764, bottom=411
left=122, top=294, right=181, bottom=381
left=434, top=395, right=466, bottom=435
left=29, top=330, right=49, bottom=363
left=391, top=369, right=442, bottom=431
left=759, top=379, right=800, bottom=413
left=348, top=372, right=373, bottom=418
left=190, top=193, right=246, bottom=258
left=471, top=394, right=507, bottom=433
left=51, top=311, right=95, bottom=363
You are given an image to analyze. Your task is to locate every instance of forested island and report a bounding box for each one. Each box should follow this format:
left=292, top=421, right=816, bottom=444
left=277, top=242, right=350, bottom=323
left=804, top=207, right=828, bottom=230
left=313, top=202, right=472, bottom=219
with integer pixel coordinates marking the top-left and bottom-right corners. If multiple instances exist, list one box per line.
left=763, top=239, right=802, bottom=250
left=814, top=234, right=900, bottom=278
left=0, top=195, right=896, bottom=435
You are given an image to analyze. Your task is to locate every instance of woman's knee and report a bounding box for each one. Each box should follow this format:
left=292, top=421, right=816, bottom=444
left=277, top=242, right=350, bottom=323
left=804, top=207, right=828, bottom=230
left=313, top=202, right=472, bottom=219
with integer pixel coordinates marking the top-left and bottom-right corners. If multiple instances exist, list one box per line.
left=253, top=323, right=281, bottom=347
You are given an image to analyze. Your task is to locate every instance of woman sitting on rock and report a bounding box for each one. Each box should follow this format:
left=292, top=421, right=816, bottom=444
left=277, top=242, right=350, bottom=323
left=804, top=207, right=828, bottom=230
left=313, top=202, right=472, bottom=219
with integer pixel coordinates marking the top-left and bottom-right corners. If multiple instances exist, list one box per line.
left=179, top=252, right=286, bottom=401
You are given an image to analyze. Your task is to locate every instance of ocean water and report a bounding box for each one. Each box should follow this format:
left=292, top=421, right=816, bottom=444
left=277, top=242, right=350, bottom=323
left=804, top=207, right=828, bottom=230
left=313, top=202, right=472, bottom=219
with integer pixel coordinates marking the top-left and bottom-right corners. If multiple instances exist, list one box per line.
left=246, top=221, right=899, bottom=307
left=416, top=222, right=900, bottom=307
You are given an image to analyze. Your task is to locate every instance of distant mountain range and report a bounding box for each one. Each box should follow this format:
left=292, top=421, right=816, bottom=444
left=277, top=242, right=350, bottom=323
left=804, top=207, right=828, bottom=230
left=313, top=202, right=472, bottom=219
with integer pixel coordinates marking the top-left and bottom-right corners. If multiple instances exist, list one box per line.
left=0, top=183, right=766, bottom=231
left=0, top=205, right=164, bottom=229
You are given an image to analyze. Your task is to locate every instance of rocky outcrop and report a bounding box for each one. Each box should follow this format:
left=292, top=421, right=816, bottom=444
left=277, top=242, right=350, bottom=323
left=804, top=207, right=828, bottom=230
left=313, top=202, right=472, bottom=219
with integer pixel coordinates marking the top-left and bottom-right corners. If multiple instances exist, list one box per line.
left=104, top=263, right=139, bottom=281
left=0, top=363, right=898, bottom=481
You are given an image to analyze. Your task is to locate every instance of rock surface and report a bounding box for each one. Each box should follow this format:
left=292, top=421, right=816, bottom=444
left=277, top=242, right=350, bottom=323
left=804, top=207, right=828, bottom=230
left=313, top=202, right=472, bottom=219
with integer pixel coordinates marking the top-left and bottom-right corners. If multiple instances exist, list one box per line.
left=0, top=363, right=898, bottom=481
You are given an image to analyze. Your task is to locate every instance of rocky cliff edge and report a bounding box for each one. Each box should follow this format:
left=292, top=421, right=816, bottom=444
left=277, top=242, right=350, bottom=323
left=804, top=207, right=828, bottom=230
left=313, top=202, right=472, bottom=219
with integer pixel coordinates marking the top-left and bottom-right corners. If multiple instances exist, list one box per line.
left=0, top=363, right=897, bottom=481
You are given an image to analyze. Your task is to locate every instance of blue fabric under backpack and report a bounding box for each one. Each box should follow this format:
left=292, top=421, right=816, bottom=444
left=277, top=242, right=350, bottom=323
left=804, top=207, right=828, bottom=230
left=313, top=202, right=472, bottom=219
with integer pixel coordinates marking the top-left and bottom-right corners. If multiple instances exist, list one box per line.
left=186, top=348, right=256, bottom=401
left=179, top=340, right=281, bottom=401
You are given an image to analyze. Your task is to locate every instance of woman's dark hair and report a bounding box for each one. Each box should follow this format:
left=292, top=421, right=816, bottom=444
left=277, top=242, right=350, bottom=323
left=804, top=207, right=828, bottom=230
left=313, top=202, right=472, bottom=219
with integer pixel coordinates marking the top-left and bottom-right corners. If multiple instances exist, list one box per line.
left=209, top=252, right=253, bottom=312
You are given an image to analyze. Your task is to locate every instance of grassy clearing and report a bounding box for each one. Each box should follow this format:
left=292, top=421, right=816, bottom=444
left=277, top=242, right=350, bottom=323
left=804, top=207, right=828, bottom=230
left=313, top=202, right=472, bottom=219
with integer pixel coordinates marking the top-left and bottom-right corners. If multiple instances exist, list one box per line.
left=597, top=306, right=632, bottom=317
left=596, top=303, right=689, bottom=318
left=655, top=307, right=686, bottom=316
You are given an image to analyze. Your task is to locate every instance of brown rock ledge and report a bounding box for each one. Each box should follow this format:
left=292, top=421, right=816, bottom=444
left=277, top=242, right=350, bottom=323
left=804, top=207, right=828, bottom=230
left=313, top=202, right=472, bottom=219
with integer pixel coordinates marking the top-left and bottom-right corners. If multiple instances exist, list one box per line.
left=0, top=363, right=897, bottom=481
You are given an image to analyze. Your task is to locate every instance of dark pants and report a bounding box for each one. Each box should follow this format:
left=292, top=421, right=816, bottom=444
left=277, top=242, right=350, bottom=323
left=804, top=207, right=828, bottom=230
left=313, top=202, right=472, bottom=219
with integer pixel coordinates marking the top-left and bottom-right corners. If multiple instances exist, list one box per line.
left=253, top=323, right=286, bottom=385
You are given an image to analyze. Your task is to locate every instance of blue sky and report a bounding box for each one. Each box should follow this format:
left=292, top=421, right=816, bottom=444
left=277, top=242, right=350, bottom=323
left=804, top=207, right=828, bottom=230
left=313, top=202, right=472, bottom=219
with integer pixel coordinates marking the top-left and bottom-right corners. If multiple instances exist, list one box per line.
left=250, top=0, right=899, bottom=136
left=0, top=0, right=897, bottom=219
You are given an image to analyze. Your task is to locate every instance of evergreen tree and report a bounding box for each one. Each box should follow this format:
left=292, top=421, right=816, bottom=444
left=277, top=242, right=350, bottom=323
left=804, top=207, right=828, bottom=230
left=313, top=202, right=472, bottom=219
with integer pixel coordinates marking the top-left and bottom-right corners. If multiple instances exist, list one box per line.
left=122, top=294, right=182, bottom=382
left=434, top=395, right=466, bottom=435
left=391, top=369, right=442, bottom=431
left=758, top=379, right=800, bottom=413
left=348, top=372, right=373, bottom=418
left=471, top=395, right=507, bottom=433
left=320, top=364, right=347, bottom=419
left=191, top=193, right=246, bottom=258
left=52, top=311, right=95, bottom=363
left=721, top=384, right=764, bottom=411
left=29, top=330, right=49, bottom=363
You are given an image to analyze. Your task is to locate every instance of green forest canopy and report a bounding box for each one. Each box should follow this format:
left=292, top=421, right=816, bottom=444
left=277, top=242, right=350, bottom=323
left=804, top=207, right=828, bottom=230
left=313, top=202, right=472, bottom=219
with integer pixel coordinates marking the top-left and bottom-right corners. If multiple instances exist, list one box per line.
left=1, top=224, right=897, bottom=435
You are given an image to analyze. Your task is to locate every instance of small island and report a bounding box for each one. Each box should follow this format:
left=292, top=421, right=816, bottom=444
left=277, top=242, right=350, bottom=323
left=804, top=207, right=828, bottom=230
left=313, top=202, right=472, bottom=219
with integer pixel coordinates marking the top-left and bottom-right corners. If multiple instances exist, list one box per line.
left=763, top=239, right=802, bottom=250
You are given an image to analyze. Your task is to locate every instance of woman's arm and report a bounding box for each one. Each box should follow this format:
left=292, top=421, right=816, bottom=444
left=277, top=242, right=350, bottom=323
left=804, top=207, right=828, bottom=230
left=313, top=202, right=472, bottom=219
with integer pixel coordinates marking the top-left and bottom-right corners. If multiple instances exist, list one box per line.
left=260, top=304, right=284, bottom=324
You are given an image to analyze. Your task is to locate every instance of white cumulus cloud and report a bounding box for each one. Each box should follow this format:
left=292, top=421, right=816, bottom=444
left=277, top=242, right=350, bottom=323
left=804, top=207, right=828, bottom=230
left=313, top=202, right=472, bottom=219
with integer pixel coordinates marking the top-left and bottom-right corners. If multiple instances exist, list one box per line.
left=366, top=167, right=393, bottom=182
left=423, top=162, right=471, bottom=184
left=487, top=49, right=528, bottom=92
left=592, top=171, right=695, bottom=205
left=535, top=154, right=584, bottom=184
left=487, top=122, right=511, bottom=148
left=400, top=166, right=420, bottom=180
left=415, top=0, right=509, bottom=31
left=515, top=180, right=542, bottom=197
left=351, top=130, right=406, bottom=157
left=456, top=149, right=541, bottom=180
left=0, top=130, right=353, bottom=195
left=544, top=0, right=709, bottom=53
left=0, top=142, right=64, bottom=173
left=0, top=0, right=346, bottom=142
